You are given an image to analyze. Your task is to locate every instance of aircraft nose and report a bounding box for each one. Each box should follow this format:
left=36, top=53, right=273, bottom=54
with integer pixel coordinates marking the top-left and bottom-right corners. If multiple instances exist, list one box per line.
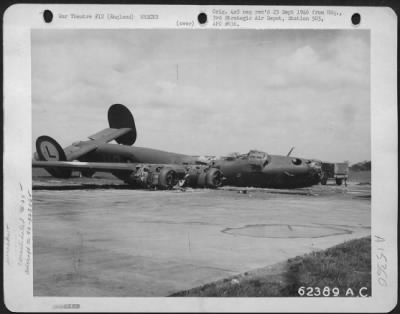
left=309, top=160, right=322, bottom=177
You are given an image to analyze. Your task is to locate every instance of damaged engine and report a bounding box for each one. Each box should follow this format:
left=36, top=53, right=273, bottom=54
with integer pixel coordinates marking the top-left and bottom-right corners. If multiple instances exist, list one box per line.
left=124, top=164, right=224, bottom=190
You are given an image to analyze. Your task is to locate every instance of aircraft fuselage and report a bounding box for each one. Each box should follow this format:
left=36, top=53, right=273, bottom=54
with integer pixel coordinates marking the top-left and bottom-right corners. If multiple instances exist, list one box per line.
left=80, top=144, right=321, bottom=188
left=213, top=154, right=321, bottom=189
left=34, top=104, right=322, bottom=189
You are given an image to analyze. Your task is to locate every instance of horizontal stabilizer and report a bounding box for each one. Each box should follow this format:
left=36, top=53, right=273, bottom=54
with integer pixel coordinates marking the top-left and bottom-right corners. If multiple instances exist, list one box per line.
left=88, top=127, right=132, bottom=142
left=63, top=127, right=133, bottom=160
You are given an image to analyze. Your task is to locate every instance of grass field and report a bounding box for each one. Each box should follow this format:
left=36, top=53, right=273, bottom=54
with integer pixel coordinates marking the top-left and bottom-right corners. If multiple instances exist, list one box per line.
left=170, top=236, right=371, bottom=297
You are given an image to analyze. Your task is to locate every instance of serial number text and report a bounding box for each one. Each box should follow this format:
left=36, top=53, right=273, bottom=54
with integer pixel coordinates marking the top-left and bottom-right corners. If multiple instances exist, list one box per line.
left=298, top=286, right=369, bottom=297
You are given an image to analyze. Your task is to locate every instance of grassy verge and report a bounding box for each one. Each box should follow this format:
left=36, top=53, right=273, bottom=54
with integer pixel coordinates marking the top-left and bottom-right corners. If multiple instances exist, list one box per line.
left=170, top=236, right=371, bottom=297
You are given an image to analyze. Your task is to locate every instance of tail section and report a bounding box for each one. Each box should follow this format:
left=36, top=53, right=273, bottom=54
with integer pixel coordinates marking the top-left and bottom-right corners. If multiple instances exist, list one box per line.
left=63, top=104, right=137, bottom=160
left=34, top=104, right=137, bottom=178
left=35, top=136, right=72, bottom=178
left=108, top=104, right=137, bottom=145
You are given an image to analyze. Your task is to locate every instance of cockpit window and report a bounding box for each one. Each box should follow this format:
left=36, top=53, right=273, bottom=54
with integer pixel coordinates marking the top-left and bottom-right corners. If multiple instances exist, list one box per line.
left=248, top=150, right=269, bottom=159
left=248, top=150, right=269, bottom=167
left=223, top=150, right=270, bottom=164
left=223, top=152, right=240, bottom=160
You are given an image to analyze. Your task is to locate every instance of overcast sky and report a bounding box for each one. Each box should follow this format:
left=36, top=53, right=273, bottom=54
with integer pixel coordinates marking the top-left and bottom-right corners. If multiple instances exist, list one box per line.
left=32, top=29, right=370, bottom=163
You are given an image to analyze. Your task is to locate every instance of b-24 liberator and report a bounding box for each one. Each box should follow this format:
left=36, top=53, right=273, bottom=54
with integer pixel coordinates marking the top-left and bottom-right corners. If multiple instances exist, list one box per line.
left=33, top=104, right=322, bottom=190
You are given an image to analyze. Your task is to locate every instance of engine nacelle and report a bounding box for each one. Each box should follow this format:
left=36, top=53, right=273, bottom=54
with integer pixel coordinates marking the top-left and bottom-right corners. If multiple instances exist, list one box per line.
left=180, top=166, right=223, bottom=189
left=125, top=164, right=224, bottom=190
left=125, top=165, right=184, bottom=190
left=125, top=165, right=154, bottom=188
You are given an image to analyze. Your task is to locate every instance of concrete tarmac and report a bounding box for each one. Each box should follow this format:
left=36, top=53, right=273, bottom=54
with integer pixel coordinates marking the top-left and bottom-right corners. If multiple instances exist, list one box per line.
left=33, top=182, right=371, bottom=296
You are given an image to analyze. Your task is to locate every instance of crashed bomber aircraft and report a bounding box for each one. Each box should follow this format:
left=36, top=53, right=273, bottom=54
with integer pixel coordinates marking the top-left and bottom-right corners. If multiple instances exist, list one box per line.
left=33, top=104, right=322, bottom=190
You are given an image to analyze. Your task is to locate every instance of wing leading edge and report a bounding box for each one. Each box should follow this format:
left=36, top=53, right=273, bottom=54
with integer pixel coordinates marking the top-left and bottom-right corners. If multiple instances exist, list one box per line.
left=33, top=160, right=137, bottom=172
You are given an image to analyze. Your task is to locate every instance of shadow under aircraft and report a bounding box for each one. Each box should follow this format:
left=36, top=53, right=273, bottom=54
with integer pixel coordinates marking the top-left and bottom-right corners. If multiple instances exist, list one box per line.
left=33, top=104, right=322, bottom=190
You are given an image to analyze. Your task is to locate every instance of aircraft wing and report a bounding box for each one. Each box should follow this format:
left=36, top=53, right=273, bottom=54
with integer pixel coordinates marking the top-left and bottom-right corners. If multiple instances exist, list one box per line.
left=33, top=160, right=137, bottom=173
left=33, top=161, right=224, bottom=189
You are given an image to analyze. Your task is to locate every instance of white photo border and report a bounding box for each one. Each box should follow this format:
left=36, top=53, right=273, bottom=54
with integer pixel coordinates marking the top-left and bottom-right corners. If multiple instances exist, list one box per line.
left=3, top=4, right=397, bottom=312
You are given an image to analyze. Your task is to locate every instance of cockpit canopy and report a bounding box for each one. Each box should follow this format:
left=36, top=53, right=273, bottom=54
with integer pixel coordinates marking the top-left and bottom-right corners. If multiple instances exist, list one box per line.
left=248, top=150, right=269, bottom=160
left=223, top=150, right=270, bottom=167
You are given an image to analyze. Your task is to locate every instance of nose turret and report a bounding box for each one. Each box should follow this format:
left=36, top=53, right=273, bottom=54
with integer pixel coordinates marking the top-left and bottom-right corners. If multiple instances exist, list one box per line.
left=260, top=155, right=322, bottom=188
left=307, top=159, right=323, bottom=182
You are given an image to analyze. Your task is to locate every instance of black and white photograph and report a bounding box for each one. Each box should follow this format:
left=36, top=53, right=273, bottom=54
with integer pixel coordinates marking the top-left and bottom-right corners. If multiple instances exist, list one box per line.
left=31, top=27, right=372, bottom=296
left=3, top=4, right=397, bottom=313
